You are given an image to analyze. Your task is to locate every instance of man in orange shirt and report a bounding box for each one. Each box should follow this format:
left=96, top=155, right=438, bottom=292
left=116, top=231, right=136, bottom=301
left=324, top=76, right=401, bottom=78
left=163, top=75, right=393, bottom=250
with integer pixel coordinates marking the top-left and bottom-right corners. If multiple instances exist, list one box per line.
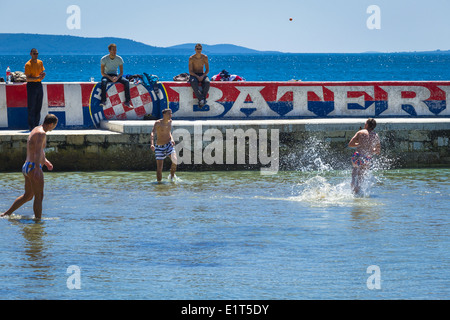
left=25, top=48, right=46, bottom=130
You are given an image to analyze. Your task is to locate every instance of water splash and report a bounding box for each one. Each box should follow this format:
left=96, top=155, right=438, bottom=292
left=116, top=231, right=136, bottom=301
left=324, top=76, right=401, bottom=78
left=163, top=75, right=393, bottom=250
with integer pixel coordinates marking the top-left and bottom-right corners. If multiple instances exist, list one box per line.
left=285, top=136, right=386, bottom=205
left=168, top=174, right=181, bottom=183
left=290, top=176, right=355, bottom=206
left=282, top=136, right=347, bottom=172
left=1, top=214, right=59, bottom=222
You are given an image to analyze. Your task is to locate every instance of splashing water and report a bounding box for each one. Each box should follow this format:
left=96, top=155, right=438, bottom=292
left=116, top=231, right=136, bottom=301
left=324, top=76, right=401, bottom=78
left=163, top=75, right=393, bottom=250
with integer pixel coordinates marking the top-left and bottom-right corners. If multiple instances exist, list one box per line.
left=168, top=174, right=181, bottom=183
left=286, top=136, right=385, bottom=205
left=1, top=213, right=60, bottom=223
left=290, top=176, right=353, bottom=206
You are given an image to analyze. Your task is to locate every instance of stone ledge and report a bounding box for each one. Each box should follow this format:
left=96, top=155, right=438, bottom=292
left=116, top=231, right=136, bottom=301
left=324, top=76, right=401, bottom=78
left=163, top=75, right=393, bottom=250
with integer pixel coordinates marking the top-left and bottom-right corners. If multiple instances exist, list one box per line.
left=0, top=119, right=449, bottom=171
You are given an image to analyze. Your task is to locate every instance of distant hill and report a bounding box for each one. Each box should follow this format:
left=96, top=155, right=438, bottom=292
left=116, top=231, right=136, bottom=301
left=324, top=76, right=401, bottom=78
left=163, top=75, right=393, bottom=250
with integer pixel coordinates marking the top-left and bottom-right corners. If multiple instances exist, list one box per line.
left=0, top=33, right=282, bottom=55
left=167, top=43, right=280, bottom=55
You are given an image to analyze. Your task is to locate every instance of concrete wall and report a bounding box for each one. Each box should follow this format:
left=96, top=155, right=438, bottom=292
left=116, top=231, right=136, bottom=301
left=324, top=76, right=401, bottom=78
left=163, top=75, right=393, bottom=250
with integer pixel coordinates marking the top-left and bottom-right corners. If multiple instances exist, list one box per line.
left=1, top=119, right=448, bottom=172
left=1, top=81, right=450, bottom=130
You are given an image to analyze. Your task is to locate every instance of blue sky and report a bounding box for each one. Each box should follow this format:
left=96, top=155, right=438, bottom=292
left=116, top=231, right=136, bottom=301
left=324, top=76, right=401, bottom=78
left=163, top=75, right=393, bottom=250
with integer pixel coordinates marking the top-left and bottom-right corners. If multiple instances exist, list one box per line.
left=1, top=0, right=449, bottom=53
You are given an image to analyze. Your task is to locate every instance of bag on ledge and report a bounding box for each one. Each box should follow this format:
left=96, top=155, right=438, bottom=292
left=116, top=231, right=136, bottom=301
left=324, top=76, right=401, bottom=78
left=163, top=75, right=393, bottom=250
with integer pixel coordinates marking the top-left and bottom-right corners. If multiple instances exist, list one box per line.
left=11, top=71, right=27, bottom=82
left=173, top=73, right=190, bottom=82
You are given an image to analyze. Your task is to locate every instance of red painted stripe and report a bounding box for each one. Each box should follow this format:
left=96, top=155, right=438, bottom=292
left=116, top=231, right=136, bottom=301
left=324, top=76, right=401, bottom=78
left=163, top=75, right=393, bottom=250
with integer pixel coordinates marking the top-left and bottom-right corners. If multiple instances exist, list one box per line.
left=46, top=84, right=65, bottom=107
left=80, top=83, right=96, bottom=106
left=5, top=84, right=27, bottom=108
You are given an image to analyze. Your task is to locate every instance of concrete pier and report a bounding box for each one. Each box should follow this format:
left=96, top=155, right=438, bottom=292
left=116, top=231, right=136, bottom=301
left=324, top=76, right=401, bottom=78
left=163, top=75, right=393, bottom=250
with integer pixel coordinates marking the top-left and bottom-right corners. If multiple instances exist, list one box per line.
left=0, top=118, right=449, bottom=171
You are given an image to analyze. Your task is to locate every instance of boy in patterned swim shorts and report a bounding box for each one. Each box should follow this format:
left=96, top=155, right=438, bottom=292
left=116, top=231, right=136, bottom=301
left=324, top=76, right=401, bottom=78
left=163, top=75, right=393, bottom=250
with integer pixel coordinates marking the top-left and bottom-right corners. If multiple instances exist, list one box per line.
left=348, top=118, right=381, bottom=195
left=150, top=109, right=177, bottom=182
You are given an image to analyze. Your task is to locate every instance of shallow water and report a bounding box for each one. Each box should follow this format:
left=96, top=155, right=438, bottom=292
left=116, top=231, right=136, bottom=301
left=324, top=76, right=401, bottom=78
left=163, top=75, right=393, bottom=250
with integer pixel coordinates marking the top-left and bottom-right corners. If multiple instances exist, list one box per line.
left=0, top=169, right=449, bottom=299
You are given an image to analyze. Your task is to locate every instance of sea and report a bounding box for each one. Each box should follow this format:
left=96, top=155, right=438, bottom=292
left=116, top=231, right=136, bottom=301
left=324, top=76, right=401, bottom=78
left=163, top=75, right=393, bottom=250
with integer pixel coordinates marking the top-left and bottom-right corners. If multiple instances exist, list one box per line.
left=1, top=52, right=450, bottom=82
left=0, top=169, right=449, bottom=301
left=0, top=53, right=449, bottom=302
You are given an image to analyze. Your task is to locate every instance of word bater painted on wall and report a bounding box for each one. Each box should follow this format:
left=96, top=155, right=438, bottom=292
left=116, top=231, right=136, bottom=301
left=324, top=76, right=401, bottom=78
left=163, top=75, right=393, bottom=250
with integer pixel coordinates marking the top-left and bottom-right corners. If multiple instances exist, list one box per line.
left=1, top=81, right=449, bottom=129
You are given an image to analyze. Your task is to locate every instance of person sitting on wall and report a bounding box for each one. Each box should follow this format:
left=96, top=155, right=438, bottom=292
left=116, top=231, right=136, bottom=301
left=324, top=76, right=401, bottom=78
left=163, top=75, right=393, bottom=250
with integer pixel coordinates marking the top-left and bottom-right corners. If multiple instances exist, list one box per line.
left=211, top=69, right=245, bottom=81
left=188, top=44, right=210, bottom=108
left=100, top=43, right=132, bottom=108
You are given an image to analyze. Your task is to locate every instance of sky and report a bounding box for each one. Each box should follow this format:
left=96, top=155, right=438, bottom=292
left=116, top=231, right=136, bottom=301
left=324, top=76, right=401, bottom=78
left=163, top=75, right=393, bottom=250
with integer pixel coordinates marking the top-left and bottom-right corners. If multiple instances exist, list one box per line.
left=1, top=0, right=449, bottom=53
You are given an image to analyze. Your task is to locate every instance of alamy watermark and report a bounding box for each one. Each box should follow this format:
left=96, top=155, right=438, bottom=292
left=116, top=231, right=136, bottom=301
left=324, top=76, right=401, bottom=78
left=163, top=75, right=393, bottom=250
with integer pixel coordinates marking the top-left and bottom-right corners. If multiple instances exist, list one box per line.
left=173, top=125, right=279, bottom=175
left=366, top=265, right=381, bottom=290
left=66, top=5, right=81, bottom=30
left=366, top=5, right=381, bottom=30
left=66, top=265, right=81, bottom=290
left=66, top=5, right=380, bottom=31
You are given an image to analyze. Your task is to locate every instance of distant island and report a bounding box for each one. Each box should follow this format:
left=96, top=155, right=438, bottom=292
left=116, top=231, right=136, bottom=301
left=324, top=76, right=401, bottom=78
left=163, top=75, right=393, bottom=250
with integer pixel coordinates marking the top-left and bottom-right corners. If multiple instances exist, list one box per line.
left=0, top=33, right=448, bottom=55
left=0, top=33, right=282, bottom=55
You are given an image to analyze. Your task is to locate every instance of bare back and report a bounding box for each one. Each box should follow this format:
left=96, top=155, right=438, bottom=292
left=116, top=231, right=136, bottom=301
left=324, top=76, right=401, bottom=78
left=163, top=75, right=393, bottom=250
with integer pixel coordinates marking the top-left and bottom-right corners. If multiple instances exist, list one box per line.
left=350, top=129, right=381, bottom=157
left=26, top=126, right=47, bottom=165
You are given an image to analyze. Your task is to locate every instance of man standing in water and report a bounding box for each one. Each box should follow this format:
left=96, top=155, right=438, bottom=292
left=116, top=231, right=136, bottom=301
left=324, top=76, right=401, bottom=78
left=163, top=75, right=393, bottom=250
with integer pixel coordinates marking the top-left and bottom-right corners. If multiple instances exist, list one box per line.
left=188, top=43, right=210, bottom=108
left=150, top=109, right=177, bottom=182
left=1, top=114, right=58, bottom=220
left=348, top=118, right=381, bottom=194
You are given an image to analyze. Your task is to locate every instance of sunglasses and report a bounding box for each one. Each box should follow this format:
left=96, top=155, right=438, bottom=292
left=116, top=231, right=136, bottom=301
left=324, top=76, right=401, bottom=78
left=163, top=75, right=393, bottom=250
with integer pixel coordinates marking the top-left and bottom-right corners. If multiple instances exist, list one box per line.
left=32, top=52, right=39, bottom=55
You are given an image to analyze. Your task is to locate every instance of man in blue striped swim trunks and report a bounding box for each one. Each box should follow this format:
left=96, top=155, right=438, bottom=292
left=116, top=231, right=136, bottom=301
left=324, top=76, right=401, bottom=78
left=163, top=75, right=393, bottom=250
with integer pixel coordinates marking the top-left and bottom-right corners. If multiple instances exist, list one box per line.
left=150, top=109, right=177, bottom=182
left=1, top=114, right=58, bottom=220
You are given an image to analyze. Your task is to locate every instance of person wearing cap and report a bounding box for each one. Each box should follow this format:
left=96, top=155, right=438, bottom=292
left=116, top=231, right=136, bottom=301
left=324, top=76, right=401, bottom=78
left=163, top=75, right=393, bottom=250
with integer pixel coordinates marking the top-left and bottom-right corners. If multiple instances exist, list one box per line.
left=188, top=44, right=210, bottom=108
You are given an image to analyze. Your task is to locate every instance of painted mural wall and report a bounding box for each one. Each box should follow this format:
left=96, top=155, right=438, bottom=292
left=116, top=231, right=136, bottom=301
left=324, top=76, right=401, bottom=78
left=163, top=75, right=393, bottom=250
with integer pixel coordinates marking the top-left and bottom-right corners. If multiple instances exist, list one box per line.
left=1, top=81, right=449, bottom=129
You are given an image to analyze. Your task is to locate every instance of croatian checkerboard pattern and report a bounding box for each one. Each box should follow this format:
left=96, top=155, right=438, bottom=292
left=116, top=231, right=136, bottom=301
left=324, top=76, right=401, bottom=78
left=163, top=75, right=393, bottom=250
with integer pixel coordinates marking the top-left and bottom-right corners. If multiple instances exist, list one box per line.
left=102, top=83, right=153, bottom=120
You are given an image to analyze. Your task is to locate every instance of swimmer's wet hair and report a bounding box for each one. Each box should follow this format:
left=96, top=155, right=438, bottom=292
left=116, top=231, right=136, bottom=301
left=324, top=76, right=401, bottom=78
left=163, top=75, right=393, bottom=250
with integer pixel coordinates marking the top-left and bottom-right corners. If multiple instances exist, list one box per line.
left=366, top=118, right=377, bottom=131
left=162, top=109, right=172, bottom=114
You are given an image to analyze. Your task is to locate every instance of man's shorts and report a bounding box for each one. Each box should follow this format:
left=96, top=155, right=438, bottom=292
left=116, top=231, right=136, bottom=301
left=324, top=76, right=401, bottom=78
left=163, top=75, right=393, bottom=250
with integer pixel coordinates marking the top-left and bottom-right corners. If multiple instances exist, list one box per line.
left=22, top=161, right=42, bottom=177
left=351, top=152, right=371, bottom=167
left=155, top=142, right=175, bottom=160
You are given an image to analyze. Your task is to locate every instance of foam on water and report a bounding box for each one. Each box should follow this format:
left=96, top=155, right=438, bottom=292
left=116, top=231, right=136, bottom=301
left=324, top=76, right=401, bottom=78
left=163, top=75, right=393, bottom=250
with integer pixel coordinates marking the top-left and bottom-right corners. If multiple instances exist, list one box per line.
left=290, top=176, right=354, bottom=206
left=167, top=174, right=181, bottom=183
left=1, top=213, right=59, bottom=223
